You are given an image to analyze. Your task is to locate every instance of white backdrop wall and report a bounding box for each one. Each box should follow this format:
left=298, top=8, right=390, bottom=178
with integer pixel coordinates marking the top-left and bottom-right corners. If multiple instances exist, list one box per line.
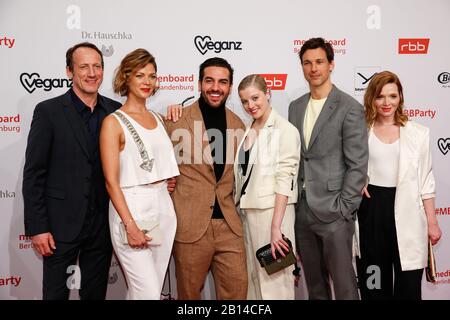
left=1, top=0, right=449, bottom=300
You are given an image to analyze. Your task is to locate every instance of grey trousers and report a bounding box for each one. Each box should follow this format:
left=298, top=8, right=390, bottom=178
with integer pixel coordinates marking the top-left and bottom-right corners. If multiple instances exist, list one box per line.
left=295, top=191, right=359, bottom=300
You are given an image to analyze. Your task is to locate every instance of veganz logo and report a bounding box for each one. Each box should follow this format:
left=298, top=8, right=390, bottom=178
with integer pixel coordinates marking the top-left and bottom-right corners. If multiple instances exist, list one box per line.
left=20, top=73, right=72, bottom=94
left=398, top=38, right=429, bottom=54
left=259, top=74, right=287, bottom=90
left=194, top=35, right=242, bottom=55
left=438, top=138, right=450, bottom=155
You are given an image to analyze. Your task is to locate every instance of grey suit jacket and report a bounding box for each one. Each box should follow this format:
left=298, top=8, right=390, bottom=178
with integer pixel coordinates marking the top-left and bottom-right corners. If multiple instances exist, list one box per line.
left=288, top=85, right=368, bottom=223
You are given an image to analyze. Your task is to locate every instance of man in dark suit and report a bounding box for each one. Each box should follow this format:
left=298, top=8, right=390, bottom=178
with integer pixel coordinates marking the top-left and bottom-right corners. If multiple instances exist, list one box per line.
left=22, top=42, right=121, bottom=300
left=288, top=38, right=368, bottom=299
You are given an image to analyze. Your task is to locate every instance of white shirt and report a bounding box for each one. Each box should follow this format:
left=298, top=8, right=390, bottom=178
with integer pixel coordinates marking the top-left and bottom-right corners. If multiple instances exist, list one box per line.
left=368, top=130, right=399, bottom=187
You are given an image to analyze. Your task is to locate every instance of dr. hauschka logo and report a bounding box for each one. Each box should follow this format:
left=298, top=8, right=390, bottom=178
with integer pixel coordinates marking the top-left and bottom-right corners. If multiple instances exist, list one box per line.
left=438, top=72, right=450, bottom=88
left=158, top=74, right=195, bottom=92
left=18, top=234, right=33, bottom=250
left=437, top=138, right=450, bottom=155
left=101, top=44, right=114, bottom=57
left=398, top=38, right=429, bottom=54
left=194, top=35, right=242, bottom=55
left=0, top=36, right=15, bottom=48
left=0, top=114, right=21, bottom=134
left=1, top=189, right=16, bottom=199
left=0, top=276, right=22, bottom=287
left=81, top=31, right=132, bottom=40
left=403, top=107, right=436, bottom=120
left=293, top=38, right=347, bottom=55
left=259, top=74, right=287, bottom=91
left=20, top=73, right=72, bottom=94
left=354, top=66, right=380, bottom=95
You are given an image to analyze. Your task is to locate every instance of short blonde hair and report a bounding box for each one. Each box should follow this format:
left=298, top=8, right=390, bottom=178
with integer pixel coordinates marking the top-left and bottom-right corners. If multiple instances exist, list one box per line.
left=364, top=70, right=408, bottom=127
left=113, top=48, right=157, bottom=97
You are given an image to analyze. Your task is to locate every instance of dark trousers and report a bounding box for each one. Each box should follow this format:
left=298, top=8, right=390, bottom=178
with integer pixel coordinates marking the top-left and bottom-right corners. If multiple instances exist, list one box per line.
left=42, top=212, right=113, bottom=300
left=295, top=190, right=359, bottom=300
left=356, top=184, right=423, bottom=300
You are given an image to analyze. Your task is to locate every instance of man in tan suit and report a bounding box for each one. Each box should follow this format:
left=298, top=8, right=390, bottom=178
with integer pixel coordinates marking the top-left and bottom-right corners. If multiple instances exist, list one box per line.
left=165, top=57, right=247, bottom=299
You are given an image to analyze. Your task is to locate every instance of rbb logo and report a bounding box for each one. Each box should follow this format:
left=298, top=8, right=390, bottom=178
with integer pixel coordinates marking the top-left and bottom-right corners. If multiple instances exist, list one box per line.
left=398, top=38, right=429, bottom=54
left=438, top=72, right=450, bottom=84
left=259, top=74, right=287, bottom=90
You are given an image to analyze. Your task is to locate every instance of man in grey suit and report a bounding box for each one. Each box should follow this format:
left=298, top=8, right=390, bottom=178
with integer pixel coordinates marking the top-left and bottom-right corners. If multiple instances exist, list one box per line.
left=288, top=37, right=368, bottom=299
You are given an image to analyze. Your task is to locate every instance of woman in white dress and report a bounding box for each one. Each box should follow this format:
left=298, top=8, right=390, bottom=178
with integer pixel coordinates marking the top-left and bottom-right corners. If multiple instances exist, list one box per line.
left=234, top=74, right=300, bottom=299
left=100, top=49, right=179, bottom=299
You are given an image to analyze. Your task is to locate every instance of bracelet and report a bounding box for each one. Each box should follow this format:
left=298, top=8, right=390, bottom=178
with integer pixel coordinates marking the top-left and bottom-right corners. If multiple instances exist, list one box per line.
left=124, top=217, right=134, bottom=229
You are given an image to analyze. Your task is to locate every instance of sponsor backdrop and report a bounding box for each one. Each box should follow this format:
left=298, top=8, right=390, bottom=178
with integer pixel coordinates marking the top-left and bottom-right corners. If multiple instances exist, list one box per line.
left=1, top=0, right=449, bottom=300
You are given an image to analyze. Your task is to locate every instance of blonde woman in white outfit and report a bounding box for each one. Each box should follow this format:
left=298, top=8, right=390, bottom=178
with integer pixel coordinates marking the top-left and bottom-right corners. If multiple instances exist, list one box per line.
left=100, top=49, right=179, bottom=299
left=234, top=74, right=300, bottom=299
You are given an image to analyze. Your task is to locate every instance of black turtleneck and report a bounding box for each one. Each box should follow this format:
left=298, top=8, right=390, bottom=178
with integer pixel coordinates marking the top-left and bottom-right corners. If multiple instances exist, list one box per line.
left=198, top=95, right=227, bottom=219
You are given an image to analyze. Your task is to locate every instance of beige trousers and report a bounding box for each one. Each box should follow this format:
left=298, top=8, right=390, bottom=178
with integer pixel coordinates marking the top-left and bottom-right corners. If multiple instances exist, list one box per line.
left=241, top=204, right=296, bottom=300
left=173, top=219, right=247, bottom=300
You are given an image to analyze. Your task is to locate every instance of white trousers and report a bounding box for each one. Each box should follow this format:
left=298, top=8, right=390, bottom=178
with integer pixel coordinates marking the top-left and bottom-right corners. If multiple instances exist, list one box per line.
left=241, top=204, right=296, bottom=300
left=109, top=181, right=176, bottom=300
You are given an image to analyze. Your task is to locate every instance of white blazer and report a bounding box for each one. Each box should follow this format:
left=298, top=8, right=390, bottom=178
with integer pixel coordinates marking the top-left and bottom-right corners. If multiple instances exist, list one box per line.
left=233, top=108, right=301, bottom=209
left=355, top=121, right=435, bottom=271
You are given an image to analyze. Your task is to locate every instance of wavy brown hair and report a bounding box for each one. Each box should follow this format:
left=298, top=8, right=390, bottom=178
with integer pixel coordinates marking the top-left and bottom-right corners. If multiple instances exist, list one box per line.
left=364, top=70, right=408, bottom=127
left=113, top=48, right=157, bottom=97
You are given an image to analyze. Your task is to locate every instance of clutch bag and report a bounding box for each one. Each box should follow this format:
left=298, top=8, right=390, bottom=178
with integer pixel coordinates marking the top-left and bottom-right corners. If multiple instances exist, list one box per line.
left=426, top=239, right=437, bottom=283
left=119, top=219, right=162, bottom=246
left=255, top=237, right=296, bottom=275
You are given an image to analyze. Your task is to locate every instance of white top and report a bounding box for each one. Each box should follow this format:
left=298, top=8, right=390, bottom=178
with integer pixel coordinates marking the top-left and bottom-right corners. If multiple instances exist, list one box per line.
left=303, top=97, right=327, bottom=148
left=112, top=110, right=179, bottom=188
left=368, top=130, right=399, bottom=187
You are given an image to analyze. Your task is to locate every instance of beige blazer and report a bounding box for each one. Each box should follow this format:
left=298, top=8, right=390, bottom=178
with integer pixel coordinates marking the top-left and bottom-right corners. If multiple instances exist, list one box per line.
left=355, top=121, right=435, bottom=271
left=234, top=108, right=300, bottom=209
left=165, top=101, right=245, bottom=243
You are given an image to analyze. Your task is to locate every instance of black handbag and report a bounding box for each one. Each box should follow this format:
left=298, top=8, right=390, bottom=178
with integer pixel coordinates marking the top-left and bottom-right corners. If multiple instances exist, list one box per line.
left=255, top=236, right=298, bottom=275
